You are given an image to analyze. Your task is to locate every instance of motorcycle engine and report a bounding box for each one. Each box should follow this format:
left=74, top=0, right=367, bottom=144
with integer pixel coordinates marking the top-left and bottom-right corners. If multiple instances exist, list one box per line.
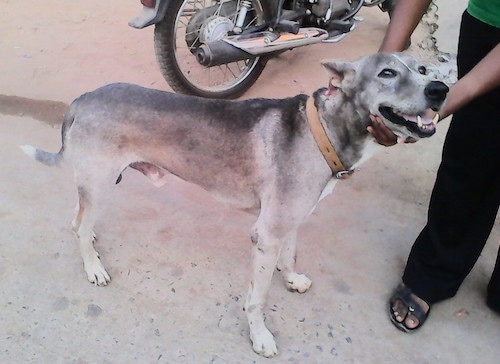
left=311, top=0, right=350, bottom=20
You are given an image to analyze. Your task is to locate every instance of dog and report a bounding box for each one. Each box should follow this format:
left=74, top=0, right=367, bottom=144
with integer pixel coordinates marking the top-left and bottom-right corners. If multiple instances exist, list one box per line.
left=21, top=52, right=448, bottom=357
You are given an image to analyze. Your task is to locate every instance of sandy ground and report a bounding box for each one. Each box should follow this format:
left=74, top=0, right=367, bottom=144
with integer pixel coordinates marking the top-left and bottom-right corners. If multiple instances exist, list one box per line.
left=0, top=0, right=498, bottom=363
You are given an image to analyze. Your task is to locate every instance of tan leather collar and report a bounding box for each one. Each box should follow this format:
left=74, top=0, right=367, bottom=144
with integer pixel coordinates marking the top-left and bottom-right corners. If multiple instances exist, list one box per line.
left=306, top=97, right=353, bottom=179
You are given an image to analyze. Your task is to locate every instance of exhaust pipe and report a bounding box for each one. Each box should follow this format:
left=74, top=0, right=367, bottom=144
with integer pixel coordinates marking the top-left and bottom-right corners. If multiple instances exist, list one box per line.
left=196, top=28, right=329, bottom=67
left=195, top=41, right=254, bottom=67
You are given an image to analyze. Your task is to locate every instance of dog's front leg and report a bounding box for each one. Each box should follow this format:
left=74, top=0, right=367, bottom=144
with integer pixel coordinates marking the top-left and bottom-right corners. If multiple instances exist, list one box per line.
left=277, top=230, right=312, bottom=293
left=245, top=226, right=282, bottom=358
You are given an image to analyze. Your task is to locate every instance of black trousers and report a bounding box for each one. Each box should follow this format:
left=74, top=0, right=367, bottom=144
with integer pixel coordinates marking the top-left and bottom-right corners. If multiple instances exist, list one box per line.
left=402, top=11, right=500, bottom=311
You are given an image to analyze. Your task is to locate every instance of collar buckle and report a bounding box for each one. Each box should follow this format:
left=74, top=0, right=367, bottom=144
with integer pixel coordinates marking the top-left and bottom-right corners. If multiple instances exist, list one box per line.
left=335, top=169, right=355, bottom=180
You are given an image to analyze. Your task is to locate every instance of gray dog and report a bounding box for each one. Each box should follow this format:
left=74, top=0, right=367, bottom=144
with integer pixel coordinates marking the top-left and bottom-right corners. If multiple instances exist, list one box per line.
left=22, top=52, right=447, bottom=357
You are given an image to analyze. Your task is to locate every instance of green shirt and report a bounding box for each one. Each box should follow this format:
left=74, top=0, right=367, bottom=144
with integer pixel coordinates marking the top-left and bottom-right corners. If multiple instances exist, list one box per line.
left=467, top=0, right=500, bottom=27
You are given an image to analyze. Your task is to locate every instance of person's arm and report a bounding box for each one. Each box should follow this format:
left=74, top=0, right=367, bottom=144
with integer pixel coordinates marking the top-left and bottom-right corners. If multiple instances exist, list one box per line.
left=439, top=43, right=500, bottom=119
left=379, top=0, right=433, bottom=52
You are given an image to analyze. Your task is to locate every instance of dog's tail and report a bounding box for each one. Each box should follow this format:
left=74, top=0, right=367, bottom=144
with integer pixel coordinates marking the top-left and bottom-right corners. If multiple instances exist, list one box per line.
left=20, top=106, right=76, bottom=167
left=20, top=145, right=63, bottom=167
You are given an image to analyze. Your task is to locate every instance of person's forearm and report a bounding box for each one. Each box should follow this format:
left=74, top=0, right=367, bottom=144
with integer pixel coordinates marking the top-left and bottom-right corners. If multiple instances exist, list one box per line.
left=379, top=0, right=433, bottom=52
left=439, top=43, right=500, bottom=119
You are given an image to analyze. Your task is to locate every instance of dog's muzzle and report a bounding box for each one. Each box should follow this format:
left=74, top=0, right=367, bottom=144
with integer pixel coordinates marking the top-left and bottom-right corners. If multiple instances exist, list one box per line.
left=379, top=81, right=448, bottom=138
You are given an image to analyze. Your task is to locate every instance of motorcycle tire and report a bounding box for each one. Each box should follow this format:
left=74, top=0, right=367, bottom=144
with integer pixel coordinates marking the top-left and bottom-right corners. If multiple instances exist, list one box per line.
left=154, top=0, right=268, bottom=99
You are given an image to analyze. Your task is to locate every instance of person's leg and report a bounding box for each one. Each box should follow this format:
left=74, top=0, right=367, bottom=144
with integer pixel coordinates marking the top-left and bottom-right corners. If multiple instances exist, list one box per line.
left=403, top=10, right=500, bottom=304
left=391, top=11, right=500, bottom=330
left=487, top=249, right=500, bottom=313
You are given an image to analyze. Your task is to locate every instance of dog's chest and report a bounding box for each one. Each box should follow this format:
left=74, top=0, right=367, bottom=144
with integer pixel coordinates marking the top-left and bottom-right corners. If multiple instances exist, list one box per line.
left=350, top=139, right=381, bottom=169
left=307, top=178, right=339, bottom=216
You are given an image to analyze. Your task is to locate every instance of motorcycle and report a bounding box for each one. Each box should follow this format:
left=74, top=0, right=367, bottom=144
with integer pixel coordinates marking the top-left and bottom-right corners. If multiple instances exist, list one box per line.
left=129, top=0, right=396, bottom=99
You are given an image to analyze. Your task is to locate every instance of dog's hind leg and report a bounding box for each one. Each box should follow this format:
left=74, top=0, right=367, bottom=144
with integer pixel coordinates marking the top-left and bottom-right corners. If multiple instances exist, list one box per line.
left=72, top=183, right=111, bottom=286
left=71, top=164, right=116, bottom=286
left=277, top=230, right=312, bottom=293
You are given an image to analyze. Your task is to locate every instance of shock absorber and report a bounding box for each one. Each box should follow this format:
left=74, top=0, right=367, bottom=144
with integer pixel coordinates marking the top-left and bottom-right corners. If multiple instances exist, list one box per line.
left=233, top=0, right=252, bottom=34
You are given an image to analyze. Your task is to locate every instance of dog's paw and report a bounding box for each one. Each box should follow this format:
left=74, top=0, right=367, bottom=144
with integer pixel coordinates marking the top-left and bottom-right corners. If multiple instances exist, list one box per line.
left=251, top=329, right=278, bottom=358
left=286, top=273, right=312, bottom=293
left=84, top=259, right=111, bottom=286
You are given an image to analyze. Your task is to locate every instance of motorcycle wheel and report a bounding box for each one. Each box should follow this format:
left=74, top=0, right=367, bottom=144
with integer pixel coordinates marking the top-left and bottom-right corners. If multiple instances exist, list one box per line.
left=154, top=0, right=268, bottom=99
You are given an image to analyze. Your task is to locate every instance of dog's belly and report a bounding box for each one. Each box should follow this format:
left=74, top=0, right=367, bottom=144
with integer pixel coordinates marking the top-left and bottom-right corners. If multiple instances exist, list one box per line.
left=129, top=159, right=261, bottom=211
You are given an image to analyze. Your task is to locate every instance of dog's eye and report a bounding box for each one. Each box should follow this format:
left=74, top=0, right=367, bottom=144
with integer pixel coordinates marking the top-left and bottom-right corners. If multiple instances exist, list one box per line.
left=378, top=68, right=397, bottom=78
left=418, top=66, right=427, bottom=75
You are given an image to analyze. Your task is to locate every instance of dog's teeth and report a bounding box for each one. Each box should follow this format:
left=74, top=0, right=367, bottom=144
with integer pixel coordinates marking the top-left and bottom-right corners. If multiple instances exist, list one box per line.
left=432, top=114, right=439, bottom=125
left=417, top=115, right=423, bottom=128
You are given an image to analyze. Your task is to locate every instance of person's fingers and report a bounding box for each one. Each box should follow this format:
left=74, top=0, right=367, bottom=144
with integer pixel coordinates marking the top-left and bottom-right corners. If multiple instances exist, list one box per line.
left=368, top=115, right=398, bottom=146
left=369, top=115, right=421, bottom=145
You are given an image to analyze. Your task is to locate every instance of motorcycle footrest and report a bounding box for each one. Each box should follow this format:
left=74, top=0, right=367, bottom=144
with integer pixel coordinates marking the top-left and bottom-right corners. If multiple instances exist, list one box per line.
left=326, top=19, right=354, bottom=33
left=276, top=20, right=300, bottom=34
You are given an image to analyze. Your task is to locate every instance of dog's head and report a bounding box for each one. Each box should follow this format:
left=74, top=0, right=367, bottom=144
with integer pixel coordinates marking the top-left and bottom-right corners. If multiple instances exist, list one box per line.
left=321, top=52, right=449, bottom=139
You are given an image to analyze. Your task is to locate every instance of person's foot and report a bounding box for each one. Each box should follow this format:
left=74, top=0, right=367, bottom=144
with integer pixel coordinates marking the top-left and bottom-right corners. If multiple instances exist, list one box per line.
left=389, top=284, right=430, bottom=332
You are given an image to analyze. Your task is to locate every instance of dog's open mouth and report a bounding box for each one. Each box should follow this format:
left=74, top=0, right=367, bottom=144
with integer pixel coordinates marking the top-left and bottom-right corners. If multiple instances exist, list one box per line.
left=379, top=107, right=438, bottom=138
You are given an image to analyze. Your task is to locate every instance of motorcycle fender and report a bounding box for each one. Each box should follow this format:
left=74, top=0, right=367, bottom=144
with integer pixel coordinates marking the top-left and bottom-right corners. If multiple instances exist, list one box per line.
left=128, top=0, right=171, bottom=29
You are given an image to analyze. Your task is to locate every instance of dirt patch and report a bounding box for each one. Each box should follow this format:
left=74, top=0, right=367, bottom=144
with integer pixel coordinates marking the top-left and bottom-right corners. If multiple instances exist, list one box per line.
left=0, top=95, right=67, bottom=126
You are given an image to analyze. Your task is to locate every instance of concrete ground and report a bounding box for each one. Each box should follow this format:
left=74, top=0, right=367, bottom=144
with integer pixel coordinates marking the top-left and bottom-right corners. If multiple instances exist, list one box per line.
left=0, top=1, right=498, bottom=363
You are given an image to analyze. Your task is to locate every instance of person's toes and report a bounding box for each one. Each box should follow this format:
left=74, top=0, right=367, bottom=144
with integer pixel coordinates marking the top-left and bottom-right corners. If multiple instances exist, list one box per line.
left=405, top=311, right=420, bottom=329
left=392, top=299, right=408, bottom=323
left=404, top=295, right=430, bottom=329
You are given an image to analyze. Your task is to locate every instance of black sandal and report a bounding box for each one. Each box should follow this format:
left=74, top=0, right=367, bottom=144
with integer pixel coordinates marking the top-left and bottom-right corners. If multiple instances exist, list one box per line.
left=389, top=284, right=430, bottom=333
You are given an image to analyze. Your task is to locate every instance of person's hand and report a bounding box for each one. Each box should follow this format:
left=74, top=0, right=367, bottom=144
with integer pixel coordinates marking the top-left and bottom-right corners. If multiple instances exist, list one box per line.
left=367, top=115, right=417, bottom=146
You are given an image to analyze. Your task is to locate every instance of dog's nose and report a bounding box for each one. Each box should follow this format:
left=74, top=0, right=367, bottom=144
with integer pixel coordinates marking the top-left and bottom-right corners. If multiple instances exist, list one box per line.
left=424, top=81, right=449, bottom=103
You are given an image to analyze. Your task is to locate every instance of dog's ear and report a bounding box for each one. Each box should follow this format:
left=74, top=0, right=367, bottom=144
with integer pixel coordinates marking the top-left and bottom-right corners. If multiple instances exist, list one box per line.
left=321, top=60, right=357, bottom=96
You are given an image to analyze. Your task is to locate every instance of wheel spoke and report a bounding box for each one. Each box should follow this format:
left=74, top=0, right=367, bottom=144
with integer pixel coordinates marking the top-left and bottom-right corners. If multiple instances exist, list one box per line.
left=155, top=0, right=266, bottom=97
left=175, top=1, right=258, bottom=90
